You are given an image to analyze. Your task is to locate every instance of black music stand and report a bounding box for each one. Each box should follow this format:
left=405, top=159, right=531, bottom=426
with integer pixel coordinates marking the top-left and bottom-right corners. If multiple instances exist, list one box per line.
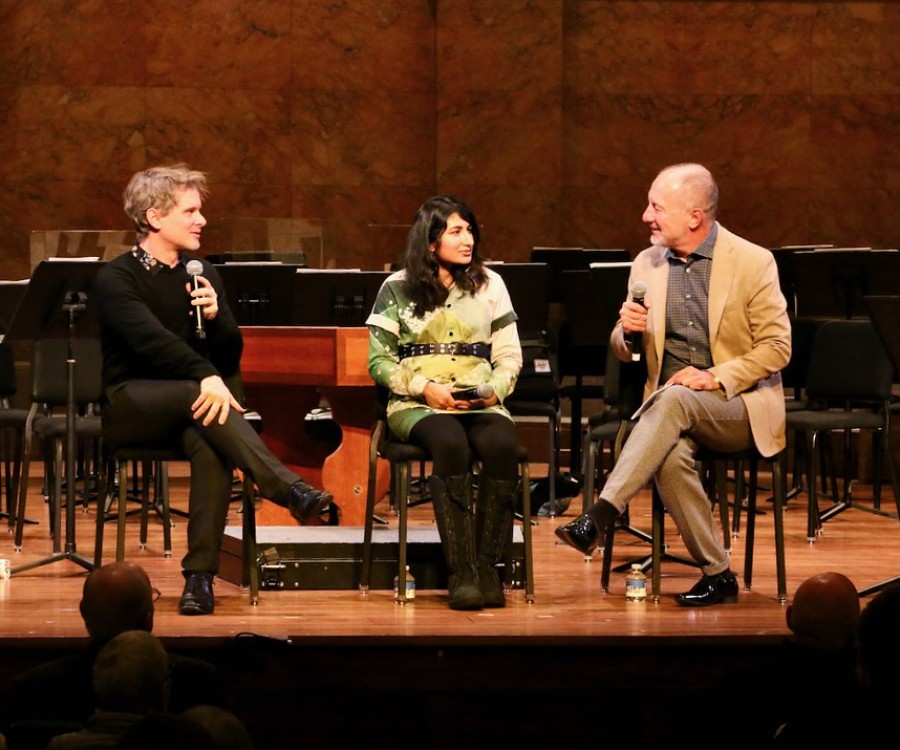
left=530, top=248, right=630, bottom=302
left=214, top=262, right=299, bottom=326
left=792, top=249, right=900, bottom=319
left=6, top=260, right=103, bottom=575
left=559, top=264, right=633, bottom=471
left=859, top=295, right=900, bottom=596
left=291, top=270, right=389, bottom=326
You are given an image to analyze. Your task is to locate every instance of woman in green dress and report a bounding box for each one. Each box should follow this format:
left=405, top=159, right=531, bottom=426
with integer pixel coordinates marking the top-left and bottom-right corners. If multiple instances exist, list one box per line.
left=367, top=195, right=523, bottom=610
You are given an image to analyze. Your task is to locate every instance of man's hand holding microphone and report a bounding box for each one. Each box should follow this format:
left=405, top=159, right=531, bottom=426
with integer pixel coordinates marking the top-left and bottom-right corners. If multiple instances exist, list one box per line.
left=621, top=281, right=648, bottom=362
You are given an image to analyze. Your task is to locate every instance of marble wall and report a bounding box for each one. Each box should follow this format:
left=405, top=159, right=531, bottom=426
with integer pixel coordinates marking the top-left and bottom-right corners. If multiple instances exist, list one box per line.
left=1, top=1, right=899, bottom=280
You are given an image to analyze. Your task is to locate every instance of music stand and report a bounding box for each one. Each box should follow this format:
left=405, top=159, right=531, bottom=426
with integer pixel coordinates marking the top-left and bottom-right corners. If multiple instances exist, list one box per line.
left=859, top=295, right=900, bottom=596
left=214, top=262, right=299, bottom=326
left=792, top=249, right=900, bottom=319
left=530, top=248, right=630, bottom=302
left=290, top=270, right=389, bottom=326
left=5, top=260, right=103, bottom=575
left=556, top=263, right=633, bottom=471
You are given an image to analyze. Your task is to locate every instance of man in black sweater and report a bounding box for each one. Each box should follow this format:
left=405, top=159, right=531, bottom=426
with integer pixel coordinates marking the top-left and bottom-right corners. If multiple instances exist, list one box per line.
left=95, top=164, right=331, bottom=615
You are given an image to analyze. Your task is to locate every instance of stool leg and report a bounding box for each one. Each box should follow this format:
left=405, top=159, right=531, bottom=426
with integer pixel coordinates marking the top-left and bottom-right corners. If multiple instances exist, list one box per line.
left=158, top=461, right=172, bottom=557
left=242, top=475, right=259, bottom=605
left=772, top=453, right=788, bottom=603
left=116, top=459, right=128, bottom=561
left=651, top=488, right=663, bottom=603
left=520, top=459, right=534, bottom=604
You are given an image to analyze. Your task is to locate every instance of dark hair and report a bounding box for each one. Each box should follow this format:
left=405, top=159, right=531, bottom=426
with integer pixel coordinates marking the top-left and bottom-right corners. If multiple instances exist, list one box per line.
left=402, top=195, right=487, bottom=317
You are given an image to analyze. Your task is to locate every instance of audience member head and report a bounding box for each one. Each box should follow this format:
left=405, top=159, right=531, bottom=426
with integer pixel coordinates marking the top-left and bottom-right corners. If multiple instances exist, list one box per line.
left=92, top=630, right=170, bottom=714
left=80, top=561, right=155, bottom=642
left=115, top=714, right=215, bottom=750
left=786, top=571, right=859, bottom=650
left=181, top=705, right=255, bottom=750
left=857, top=582, right=900, bottom=688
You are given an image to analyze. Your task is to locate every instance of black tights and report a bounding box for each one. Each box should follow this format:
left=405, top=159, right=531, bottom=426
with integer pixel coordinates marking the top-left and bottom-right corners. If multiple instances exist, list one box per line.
left=408, top=412, right=519, bottom=481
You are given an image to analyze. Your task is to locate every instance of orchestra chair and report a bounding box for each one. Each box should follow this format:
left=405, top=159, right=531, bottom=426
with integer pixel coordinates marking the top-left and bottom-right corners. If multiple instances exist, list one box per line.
left=579, top=346, right=653, bottom=561
left=782, top=317, right=838, bottom=507
left=559, top=262, right=631, bottom=474
left=582, top=349, right=785, bottom=601
left=489, top=261, right=560, bottom=514
left=597, top=446, right=788, bottom=604
left=0, top=338, right=28, bottom=529
left=360, top=387, right=535, bottom=604
left=13, top=338, right=104, bottom=552
left=95, top=383, right=263, bottom=605
left=785, top=319, right=900, bottom=542
left=581, top=351, right=705, bottom=587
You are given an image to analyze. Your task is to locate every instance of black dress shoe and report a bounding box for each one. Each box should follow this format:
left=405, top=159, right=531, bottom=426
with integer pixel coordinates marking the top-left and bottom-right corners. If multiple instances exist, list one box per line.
left=674, top=570, right=739, bottom=607
left=178, top=572, right=214, bottom=616
left=554, top=513, right=599, bottom=555
left=287, top=480, right=333, bottom=523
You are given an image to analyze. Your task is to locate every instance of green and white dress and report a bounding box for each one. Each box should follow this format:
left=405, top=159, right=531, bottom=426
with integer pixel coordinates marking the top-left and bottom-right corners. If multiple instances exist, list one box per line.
left=367, top=267, right=523, bottom=441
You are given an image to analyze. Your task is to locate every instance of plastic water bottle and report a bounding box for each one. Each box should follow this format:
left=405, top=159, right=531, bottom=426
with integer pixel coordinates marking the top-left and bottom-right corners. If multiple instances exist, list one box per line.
left=625, top=563, right=647, bottom=603
left=393, top=565, right=415, bottom=601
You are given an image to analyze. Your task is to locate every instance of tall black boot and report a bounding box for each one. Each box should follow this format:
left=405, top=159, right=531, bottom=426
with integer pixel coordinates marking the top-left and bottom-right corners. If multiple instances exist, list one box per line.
left=475, top=475, right=518, bottom=608
left=429, top=474, right=484, bottom=611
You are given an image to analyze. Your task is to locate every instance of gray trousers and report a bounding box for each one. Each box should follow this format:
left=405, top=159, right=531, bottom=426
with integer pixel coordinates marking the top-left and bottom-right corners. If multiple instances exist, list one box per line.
left=600, top=385, right=753, bottom=576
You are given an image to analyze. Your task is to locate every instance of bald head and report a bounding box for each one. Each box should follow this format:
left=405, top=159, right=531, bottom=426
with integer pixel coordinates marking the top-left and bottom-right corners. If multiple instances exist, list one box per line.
left=787, top=571, right=859, bottom=650
left=655, top=163, right=719, bottom=217
left=80, top=561, right=155, bottom=641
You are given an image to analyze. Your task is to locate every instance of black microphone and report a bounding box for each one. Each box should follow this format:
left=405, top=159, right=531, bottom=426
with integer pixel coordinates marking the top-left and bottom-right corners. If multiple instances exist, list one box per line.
left=451, top=384, right=495, bottom=401
left=630, top=281, right=647, bottom=362
left=186, top=260, right=206, bottom=340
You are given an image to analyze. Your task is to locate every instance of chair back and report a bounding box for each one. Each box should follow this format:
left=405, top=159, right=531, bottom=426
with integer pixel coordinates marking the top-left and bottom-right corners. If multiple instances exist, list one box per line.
left=30, top=338, right=103, bottom=408
left=0, top=339, right=18, bottom=403
left=805, top=320, right=894, bottom=403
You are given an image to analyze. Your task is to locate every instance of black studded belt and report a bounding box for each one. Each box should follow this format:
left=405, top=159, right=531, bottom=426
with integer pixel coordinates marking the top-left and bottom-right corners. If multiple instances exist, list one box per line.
left=398, top=342, right=491, bottom=360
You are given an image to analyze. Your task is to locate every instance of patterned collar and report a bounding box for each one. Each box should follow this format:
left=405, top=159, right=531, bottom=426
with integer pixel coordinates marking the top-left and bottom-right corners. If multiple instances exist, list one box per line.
left=131, top=245, right=184, bottom=274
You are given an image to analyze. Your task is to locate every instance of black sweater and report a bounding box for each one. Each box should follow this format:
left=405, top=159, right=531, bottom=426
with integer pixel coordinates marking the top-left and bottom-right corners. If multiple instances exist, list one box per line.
left=95, top=251, right=242, bottom=391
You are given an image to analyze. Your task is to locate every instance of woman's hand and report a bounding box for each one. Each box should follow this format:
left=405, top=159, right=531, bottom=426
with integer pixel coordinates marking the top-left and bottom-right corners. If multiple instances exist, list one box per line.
left=422, top=381, right=498, bottom=410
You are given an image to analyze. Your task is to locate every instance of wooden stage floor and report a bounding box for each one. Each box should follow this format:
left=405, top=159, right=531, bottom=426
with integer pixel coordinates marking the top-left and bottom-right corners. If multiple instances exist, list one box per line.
left=1, top=465, right=898, bottom=747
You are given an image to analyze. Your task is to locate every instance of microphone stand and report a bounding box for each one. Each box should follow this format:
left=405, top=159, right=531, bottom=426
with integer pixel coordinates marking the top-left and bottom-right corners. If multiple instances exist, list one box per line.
left=11, top=292, right=94, bottom=575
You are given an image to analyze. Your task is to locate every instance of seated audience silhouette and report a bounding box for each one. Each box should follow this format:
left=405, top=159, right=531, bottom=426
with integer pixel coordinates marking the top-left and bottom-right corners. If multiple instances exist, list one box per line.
left=6, top=562, right=226, bottom=750
left=47, top=630, right=171, bottom=750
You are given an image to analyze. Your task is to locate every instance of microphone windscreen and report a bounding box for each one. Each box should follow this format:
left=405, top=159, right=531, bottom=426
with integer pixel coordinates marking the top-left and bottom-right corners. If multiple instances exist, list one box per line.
left=631, top=281, right=647, bottom=302
left=476, top=383, right=495, bottom=399
left=186, top=259, right=204, bottom=277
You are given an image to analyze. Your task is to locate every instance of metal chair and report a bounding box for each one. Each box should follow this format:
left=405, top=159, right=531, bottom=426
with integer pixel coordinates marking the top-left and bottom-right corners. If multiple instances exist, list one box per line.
left=95, top=401, right=263, bottom=604
left=13, top=338, right=104, bottom=553
left=785, top=319, right=900, bottom=542
left=0, top=338, right=28, bottom=529
left=359, top=388, right=535, bottom=604
left=583, top=348, right=786, bottom=601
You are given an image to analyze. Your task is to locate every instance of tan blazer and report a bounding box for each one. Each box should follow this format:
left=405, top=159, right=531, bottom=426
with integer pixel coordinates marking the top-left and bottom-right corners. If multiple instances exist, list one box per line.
left=611, top=224, right=792, bottom=457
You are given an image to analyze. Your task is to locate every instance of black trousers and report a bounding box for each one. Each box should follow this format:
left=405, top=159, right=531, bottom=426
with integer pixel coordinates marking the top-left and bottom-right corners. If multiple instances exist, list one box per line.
left=103, top=379, right=299, bottom=574
left=409, top=412, right=519, bottom=481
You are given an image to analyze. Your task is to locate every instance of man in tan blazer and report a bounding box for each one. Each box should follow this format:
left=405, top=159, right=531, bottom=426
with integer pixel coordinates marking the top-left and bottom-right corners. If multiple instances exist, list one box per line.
left=556, top=162, right=791, bottom=606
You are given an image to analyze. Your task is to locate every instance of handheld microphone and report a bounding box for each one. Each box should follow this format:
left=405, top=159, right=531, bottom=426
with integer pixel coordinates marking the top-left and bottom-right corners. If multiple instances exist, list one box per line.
left=630, top=281, right=647, bottom=362
left=186, top=260, right=206, bottom=340
left=451, top=384, right=495, bottom=401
